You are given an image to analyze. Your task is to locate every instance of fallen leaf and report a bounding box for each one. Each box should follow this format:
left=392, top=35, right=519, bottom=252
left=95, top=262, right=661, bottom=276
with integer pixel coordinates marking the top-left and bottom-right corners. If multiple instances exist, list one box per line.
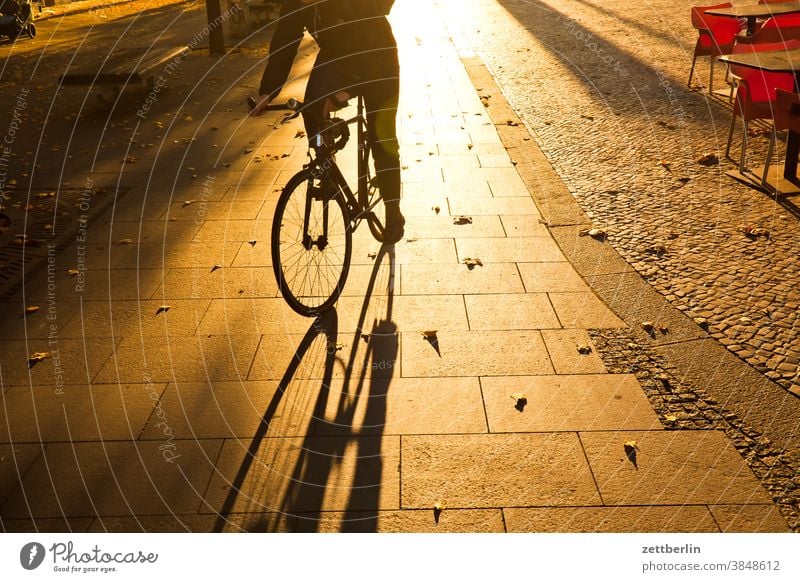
left=453, top=216, right=473, bottom=225
left=361, top=334, right=371, bottom=344
left=295, top=131, right=306, bottom=139
left=67, top=269, right=80, bottom=276
left=118, top=238, right=134, bottom=245
left=432, top=205, right=441, bottom=214
left=641, top=321, right=654, bottom=333
left=156, top=305, right=171, bottom=315
left=577, top=344, right=592, bottom=355
left=624, top=440, right=638, bottom=453
left=657, top=120, right=676, bottom=130
left=433, top=502, right=445, bottom=524
left=580, top=114, right=594, bottom=121
left=121, top=156, right=137, bottom=164
left=247, top=240, right=257, bottom=247
left=28, top=351, right=49, bottom=367
left=657, top=324, right=669, bottom=334
left=696, top=153, right=719, bottom=166
left=463, top=257, right=483, bottom=270
left=422, top=330, right=438, bottom=341
left=182, top=200, right=195, bottom=207
left=510, top=392, right=527, bottom=412
left=24, top=306, right=40, bottom=315
left=367, top=252, right=377, bottom=259
left=211, top=265, right=222, bottom=273
left=659, top=160, right=672, bottom=172
left=579, top=228, right=606, bottom=239
left=665, top=414, right=678, bottom=422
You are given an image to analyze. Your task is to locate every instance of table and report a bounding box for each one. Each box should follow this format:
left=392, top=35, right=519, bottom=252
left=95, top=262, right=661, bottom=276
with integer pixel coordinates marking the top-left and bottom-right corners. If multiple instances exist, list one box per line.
left=706, top=1, right=800, bottom=35
left=719, top=47, right=800, bottom=193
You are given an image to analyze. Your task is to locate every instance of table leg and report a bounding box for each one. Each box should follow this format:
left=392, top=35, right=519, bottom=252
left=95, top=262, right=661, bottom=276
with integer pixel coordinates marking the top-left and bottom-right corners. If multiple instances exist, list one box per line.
left=747, top=16, right=757, bottom=36
left=784, top=130, right=799, bottom=181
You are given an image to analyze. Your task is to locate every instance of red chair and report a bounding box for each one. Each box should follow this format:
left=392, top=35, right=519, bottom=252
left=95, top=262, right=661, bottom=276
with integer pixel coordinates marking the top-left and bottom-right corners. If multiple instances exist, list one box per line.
left=738, top=16, right=800, bottom=44
left=762, top=88, right=800, bottom=188
left=725, top=39, right=800, bottom=172
left=689, top=3, right=742, bottom=93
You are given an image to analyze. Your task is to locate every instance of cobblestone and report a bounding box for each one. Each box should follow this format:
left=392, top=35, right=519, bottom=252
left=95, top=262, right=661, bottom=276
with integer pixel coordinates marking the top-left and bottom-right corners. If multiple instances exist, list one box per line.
left=439, top=0, right=800, bottom=398
left=591, top=329, right=800, bottom=531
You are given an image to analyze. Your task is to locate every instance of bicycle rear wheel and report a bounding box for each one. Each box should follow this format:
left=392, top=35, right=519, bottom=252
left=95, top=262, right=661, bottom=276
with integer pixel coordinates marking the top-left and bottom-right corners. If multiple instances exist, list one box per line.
left=272, top=168, right=352, bottom=316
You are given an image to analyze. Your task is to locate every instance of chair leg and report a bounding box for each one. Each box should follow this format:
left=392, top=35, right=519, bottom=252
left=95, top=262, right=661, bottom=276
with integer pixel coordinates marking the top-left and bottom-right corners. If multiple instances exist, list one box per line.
left=709, top=58, right=715, bottom=94
left=725, top=110, right=737, bottom=160
left=739, top=120, right=749, bottom=173
left=688, top=55, right=697, bottom=88
left=762, top=129, right=776, bottom=187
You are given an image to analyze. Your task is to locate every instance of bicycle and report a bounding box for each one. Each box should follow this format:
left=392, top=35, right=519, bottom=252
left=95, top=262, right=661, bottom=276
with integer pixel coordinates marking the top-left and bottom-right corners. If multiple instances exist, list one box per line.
left=252, top=95, right=388, bottom=317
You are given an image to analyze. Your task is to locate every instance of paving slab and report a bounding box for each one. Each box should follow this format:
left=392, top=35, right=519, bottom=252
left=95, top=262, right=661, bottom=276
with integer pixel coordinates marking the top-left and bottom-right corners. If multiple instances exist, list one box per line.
left=401, top=263, right=525, bottom=295
left=0, top=301, right=82, bottom=340
left=504, top=506, right=719, bottom=533
left=402, top=433, right=601, bottom=508
left=464, top=293, right=561, bottom=331
left=288, top=509, right=505, bottom=533
left=204, top=436, right=400, bottom=515
left=157, top=267, right=280, bottom=300
left=708, top=504, right=791, bottom=533
left=448, top=196, right=540, bottom=216
left=88, top=514, right=230, bottom=533
left=541, top=329, right=607, bottom=374
left=198, top=298, right=317, bottom=336
left=115, top=242, right=242, bottom=269
left=336, top=294, right=469, bottom=333
left=500, top=215, right=551, bottom=237
left=138, top=380, right=318, bottom=440
left=518, top=262, right=591, bottom=293
left=456, top=237, right=566, bottom=263
left=94, top=335, right=261, bottom=384
left=0, top=384, right=162, bottom=443
left=0, top=445, right=42, bottom=509
left=1, top=518, right=94, bottom=533
left=59, top=299, right=210, bottom=338
left=481, top=375, right=662, bottom=432
left=580, top=431, right=774, bottom=506
left=402, top=180, right=493, bottom=198
left=1, top=440, right=222, bottom=519
left=402, top=330, right=554, bottom=377
left=548, top=292, right=626, bottom=329
left=404, top=215, right=505, bottom=239
left=0, top=338, right=119, bottom=387
left=25, top=269, right=166, bottom=302
left=313, top=376, right=486, bottom=436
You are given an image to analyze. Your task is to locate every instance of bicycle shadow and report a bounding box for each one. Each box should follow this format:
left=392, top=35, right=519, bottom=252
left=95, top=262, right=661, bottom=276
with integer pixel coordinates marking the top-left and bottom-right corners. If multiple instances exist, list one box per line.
left=213, top=244, right=398, bottom=533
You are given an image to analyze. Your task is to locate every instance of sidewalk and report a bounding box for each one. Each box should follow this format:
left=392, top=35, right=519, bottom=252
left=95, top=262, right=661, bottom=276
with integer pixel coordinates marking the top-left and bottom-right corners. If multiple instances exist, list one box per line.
left=0, top=2, right=793, bottom=532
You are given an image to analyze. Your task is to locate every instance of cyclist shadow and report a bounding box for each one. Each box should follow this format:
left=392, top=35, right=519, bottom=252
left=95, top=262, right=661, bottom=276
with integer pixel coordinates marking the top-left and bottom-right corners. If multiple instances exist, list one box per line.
left=213, top=244, right=398, bottom=533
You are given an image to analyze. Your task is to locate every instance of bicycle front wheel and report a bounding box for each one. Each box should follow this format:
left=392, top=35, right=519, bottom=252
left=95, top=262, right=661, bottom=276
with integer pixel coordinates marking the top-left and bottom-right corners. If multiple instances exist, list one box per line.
left=272, top=168, right=353, bottom=317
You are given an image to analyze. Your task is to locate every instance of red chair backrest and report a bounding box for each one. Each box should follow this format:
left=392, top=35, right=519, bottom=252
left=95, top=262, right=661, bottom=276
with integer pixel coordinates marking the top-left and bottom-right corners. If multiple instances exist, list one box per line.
left=762, top=14, right=800, bottom=28
left=731, top=40, right=800, bottom=102
left=774, top=88, right=800, bottom=131
left=691, top=4, right=741, bottom=46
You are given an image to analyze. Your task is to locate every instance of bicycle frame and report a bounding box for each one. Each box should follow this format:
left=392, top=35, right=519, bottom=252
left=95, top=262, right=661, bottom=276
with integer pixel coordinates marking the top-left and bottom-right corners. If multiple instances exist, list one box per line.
left=302, top=95, right=376, bottom=247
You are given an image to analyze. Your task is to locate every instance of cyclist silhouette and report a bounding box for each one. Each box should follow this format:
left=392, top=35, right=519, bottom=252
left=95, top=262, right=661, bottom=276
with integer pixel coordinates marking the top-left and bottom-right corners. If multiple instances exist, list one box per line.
left=250, top=0, right=404, bottom=243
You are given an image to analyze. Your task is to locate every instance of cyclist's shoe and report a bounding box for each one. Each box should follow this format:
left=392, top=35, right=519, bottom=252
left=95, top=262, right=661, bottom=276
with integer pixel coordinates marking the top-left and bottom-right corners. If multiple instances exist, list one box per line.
left=383, top=204, right=405, bottom=245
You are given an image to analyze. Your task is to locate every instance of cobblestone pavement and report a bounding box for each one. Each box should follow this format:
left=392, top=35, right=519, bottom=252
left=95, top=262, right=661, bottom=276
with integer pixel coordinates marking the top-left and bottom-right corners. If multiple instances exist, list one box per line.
left=437, top=0, right=800, bottom=397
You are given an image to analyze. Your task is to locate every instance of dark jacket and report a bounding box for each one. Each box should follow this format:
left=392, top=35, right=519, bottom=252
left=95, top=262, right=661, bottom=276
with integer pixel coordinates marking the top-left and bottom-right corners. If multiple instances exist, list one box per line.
left=258, top=0, right=395, bottom=100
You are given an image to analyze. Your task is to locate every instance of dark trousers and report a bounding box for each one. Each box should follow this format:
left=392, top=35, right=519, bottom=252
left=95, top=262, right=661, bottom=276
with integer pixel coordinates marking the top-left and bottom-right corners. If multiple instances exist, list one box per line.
left=303, top=42, right=401, bottom=205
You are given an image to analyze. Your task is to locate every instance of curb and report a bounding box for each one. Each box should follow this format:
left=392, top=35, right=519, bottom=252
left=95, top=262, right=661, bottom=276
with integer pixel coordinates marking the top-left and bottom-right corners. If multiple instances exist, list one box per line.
left=459, top=56, right=800, bottom=453
left=33, top=0, right=187, bottom=22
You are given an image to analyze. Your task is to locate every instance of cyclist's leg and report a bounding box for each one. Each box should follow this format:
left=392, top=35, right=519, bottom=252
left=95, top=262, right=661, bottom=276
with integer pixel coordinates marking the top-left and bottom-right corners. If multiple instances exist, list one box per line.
left=362, top=47, right=403, bottom=242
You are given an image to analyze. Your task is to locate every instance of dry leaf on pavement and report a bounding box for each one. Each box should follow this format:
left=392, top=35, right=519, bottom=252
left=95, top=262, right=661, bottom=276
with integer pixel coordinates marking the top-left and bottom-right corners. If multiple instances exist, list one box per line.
left=156, top=306, right=171, bottom=315
left=24, top=306, right=39, bottom=315
left=453, top=216, right=472, bottom=225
